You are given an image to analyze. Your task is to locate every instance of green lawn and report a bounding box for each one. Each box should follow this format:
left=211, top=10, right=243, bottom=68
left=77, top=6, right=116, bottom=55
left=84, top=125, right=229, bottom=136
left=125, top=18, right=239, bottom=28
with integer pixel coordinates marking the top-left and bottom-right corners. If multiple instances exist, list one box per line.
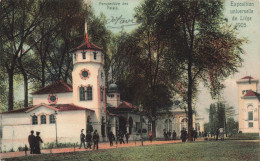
left=5, top=140, right=260, bottom=161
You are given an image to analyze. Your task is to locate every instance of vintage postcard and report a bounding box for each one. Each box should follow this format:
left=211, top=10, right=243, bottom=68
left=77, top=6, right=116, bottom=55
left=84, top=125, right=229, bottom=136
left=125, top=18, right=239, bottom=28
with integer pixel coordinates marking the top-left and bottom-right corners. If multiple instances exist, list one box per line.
left=0, top=0, right=259, bottom=160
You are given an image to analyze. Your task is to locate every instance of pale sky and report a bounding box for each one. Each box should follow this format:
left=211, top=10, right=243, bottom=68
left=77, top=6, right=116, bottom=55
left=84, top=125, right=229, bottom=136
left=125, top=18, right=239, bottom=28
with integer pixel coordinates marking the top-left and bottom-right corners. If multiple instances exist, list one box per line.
left=90, top=0, right=260, bottom=122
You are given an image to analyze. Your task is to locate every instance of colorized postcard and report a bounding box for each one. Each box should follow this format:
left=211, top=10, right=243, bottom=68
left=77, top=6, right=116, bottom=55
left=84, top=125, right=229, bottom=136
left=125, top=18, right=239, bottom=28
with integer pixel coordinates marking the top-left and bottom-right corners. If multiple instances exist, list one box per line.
left=0, top=0, right=259, bottom=160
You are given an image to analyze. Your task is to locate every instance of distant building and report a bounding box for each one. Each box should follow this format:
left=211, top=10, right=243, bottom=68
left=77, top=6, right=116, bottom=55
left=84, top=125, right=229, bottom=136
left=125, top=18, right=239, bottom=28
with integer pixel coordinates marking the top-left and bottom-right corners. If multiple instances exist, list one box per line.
left=195, top=115, right=205, bottom=133
left=237, top=76, right=260, bottom=135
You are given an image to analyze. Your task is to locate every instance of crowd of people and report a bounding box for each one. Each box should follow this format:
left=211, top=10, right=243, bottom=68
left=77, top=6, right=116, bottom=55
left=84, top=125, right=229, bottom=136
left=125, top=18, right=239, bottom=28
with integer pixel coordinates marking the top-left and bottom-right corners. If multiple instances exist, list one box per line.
left=79, top=129, right=100, bottom=150
left=163, top=130, right=177, bottom=141
left=27, top=128, right=214, bottom=155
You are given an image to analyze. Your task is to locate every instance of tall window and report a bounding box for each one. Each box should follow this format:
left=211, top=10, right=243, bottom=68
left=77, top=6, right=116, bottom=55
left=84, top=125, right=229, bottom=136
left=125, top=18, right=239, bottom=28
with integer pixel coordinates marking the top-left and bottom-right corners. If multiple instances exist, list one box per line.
left=41, top=115, right=46, bottom=124
left=32, top=116, right=38, bottom=125
left=82, top=52, right=86, bottom=59
left=87, top=86, right=92, bottom=100
left=93, top=52, right=97, bottom=60
left=101, top=117, right=105, bottom=137
left=100, top=88, right=103, bottom=102
left=248, top=111, right=253, bottom=120
left=79, top=87, right=85, bottom=101
left=49, top=115, right=56, bottom=124
left=164, top=119, right=172, bottom=132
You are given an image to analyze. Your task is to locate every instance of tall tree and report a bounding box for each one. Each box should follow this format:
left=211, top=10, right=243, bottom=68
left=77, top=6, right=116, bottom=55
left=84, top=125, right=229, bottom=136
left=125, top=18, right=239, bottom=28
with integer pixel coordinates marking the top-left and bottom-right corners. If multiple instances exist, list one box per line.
left=139, top=0, right=246, bottom=141
left=1, top=0, right=47, bottom=110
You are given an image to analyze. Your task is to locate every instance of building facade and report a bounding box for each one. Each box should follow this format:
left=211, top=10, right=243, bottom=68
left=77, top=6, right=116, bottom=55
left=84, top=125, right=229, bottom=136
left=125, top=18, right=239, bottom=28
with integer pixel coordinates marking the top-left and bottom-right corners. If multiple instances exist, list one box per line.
left=237, top=76, right=260, bottom=134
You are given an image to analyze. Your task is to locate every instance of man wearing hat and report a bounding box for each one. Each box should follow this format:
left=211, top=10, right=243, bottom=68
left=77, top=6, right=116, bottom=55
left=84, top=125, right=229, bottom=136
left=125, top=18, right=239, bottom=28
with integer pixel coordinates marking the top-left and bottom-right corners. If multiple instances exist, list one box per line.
left=28, top=130, right=35, bottom=154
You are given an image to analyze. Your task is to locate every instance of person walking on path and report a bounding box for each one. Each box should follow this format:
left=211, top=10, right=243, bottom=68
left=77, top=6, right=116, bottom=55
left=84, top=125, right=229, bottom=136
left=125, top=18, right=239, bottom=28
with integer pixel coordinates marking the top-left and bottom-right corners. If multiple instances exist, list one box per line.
left=86, top=132, right=92, bottom=149
left=125, top=132, right=129, bottom=144
left=116, top=131, right=119, bottom=144
left=163, top=130, right=167, bottom=141
left=79, top=129, right=86, bottom=149
left=216, top=128, right=220, bottom=141
left=181, top=128, right=187, bottom=142
left=28, top=130, right=36, bottom=154
left=108, top=131, right=114, bottom=146
left=172, top=130, right=177, bottom=140
left=34, top=132, right=43, bottom=154
left=93, top=130, right=99, bottom=150
left=168, top=130, right=172, bottom=140
left=119, top=131, right=125, bottom=144
left=149, top=131, right=153, bottom=142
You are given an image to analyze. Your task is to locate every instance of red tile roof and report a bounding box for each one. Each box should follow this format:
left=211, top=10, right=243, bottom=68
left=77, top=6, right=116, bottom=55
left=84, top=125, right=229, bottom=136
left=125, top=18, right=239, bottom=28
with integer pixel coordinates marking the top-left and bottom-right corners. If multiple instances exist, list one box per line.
left=31, top=80, right=72, bottom=95
left=1, top=104, right=94, bottom=114
left=54, top=104, right=94, bottom=112
left=117, top=101, right=138, bottom=109
left=1, top=106, right=34, bottom=114
left=244, top=90, right=260, bottom=98
left=71, top=41, right=102, bottom=52
left=241, top=76, right=254, bottom=79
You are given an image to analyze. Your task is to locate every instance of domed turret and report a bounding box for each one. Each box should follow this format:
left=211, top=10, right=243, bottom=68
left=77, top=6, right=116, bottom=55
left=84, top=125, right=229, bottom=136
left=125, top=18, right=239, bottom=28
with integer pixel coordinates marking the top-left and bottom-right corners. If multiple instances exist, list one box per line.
left=109, top=83, right=118, bottom=92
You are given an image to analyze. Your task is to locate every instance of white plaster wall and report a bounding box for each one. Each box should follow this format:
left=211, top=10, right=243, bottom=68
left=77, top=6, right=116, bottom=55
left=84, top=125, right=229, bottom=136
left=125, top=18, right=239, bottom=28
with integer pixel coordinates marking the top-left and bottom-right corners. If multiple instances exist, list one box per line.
left=73, top=50, right=104, bottom=65
left=237, top=81, right=258, bottom=131
left=32, top=93, right=73, bottom=105
left=241, top=98, right=259, bottom=133
left=107, top=93, right=120, bottom=107
left=1, top=106, right=89, bottom=151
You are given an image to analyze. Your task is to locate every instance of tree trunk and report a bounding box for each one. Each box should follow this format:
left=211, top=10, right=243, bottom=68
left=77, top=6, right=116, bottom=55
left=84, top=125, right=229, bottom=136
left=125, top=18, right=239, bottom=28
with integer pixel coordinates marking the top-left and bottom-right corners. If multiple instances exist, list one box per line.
left=41, top=61, right=45, bottom=87
left=8, top=71, right=14, bottom=111
left=18, top=58, right=28, bottom=107
left=152, top=120, right=156, bottom=138
left=23, top=73, right=28, bottom=107
left=187, top=61, right=193, bottom=141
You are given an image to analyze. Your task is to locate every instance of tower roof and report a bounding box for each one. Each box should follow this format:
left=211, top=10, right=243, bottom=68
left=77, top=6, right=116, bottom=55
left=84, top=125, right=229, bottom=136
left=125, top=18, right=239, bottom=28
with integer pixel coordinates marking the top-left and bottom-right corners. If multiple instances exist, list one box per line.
left=108, top=83, right=118, bottom=92
left=236, top=76, right=259, bottom=84
left=71, top=41, right=102, bottom=53
left=241, top=76, right=254, bottom=79
left=31, top=80, right=72, bottom=95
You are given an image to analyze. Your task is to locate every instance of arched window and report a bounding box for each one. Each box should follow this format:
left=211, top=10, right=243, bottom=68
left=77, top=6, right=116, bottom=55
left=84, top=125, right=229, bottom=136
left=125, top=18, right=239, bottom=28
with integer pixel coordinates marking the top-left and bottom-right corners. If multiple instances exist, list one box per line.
left=49, top=115, right=55, bottom=124
left=181, top=118, right=188, bottom=130
left=32, top=115, right=38, bottom=125
left=86, top=86, right=92, bottom=100
left=41, top=115, right=46, bottom=124
left=79, top=87, right=85, bottom=101
left=248, top=111, right=253, bottom=121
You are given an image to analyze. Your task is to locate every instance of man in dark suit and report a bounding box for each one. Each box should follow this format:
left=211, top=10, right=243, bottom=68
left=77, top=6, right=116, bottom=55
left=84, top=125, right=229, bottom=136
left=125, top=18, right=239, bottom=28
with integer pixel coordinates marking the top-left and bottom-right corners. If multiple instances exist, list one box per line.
left=28, top=130, right=35, bottom=154
left=108, top=131, right=114, bottom=146
left=93, top=130, right=99, bottom=150
left=86, top=132, right=92, bottom=149
left=79, top=129, right=86, bottom=149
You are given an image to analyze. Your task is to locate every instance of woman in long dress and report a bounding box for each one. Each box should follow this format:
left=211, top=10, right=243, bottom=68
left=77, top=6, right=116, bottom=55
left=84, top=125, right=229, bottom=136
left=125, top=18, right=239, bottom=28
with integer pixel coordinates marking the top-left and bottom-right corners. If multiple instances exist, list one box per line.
left=34, top=132, right=43, bottom=154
